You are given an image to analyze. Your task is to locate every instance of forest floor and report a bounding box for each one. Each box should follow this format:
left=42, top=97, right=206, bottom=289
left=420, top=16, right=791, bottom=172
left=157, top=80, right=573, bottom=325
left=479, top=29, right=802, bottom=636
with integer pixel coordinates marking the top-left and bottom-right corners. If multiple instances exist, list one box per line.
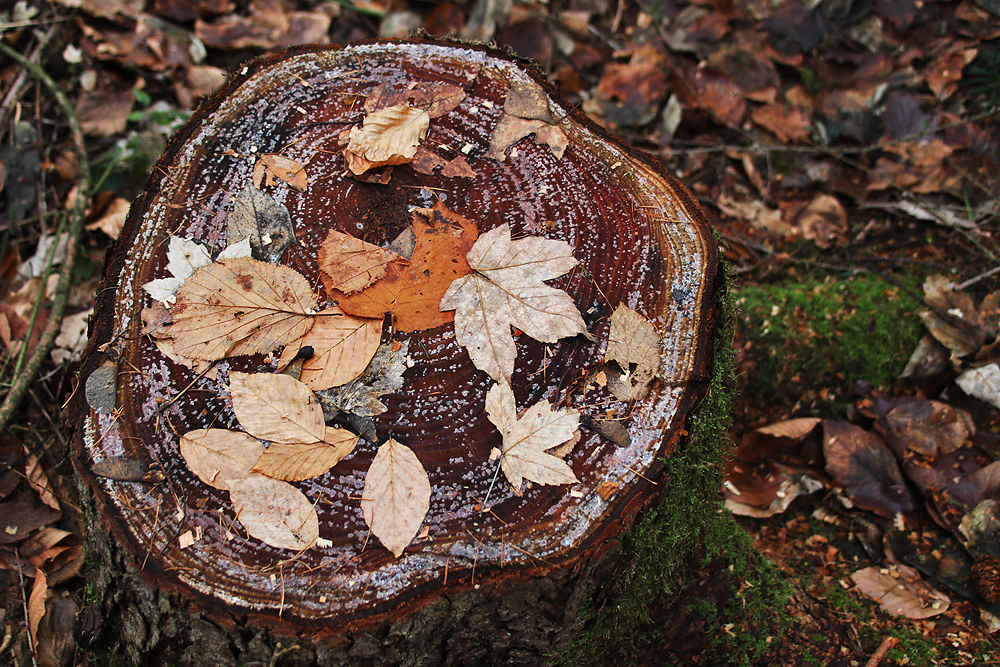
left=1, top=0, right=1000, bottom=664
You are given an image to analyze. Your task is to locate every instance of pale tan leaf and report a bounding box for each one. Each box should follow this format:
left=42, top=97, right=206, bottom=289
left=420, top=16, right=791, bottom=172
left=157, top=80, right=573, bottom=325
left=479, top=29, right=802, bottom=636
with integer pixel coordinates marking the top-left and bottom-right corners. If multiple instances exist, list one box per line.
left=317, top=340, right=409, bottom=417
left=229, top=475, right=318, bottom=550
left=485, top=379, right=579, bottom=495
left=344, top=104, right=430, bottom=175
left=255, top=154, right=309, bottom=191
left=486, top=80, right=567, bottom=161
left=168, top=257, right=316, bottom=361
left=277, top=308, right=383, bottom=390
left=229, top=372, right=326, bottom=444
left=851, top=564, right=949, bottom=619
left=317, top=230, right=399, bottom=294
left=361, top=438, right=430, bottom=557
left=606, top=304, right=660, bottom=399
left=956, top=364, right=1000, bottom=410
left=23, top=450, right=60, bottom=511
left=28, top=568, right=47, bottom=651
left=179, top=428, right=265, bottom=491
left=440, top=223, right=590, bottom=383
left=252, top=433, right=358, bottom=481
left=85, top=196, right=130, bottom=239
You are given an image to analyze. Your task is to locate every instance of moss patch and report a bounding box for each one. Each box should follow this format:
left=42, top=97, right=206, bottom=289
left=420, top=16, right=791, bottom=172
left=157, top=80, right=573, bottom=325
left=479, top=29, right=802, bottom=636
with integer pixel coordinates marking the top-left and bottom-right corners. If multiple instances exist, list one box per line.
left=737, top=273, right=924, bottom=419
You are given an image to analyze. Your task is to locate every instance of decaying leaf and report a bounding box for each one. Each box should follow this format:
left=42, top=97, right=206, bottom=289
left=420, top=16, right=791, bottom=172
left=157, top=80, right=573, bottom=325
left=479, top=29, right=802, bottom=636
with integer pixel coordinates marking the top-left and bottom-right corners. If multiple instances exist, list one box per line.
left=485, top=379, right=580, bottom=495
left=229, top=372, right=327, bottom=444
left=920, top=274, right=983, bottom=358
left=361, top=438, right=431, bottom=557
left=605, top=305, right=660, bottom=400
left=441, top=223, right=590, bottom=383
left=168, top=258, right=317, bottom=361
left=823, top=421, right=913, bottom=518
left=252, top=435, right=357, bottom=481
left=364, top=81, right=466, bottom=118
left=956, top=364, right=1000, bottom=410
left=179, top=429, right=265, bottom=490
left=344, top=104, right=430, bottom=175
left=411, top=148, right=477, bottom=179
left=485, top=80, right=568, bottom=161
left=85, top=355, right=118, bottom=415
left=229, top=475, right=319, bottom=550
left=28, top=568, right=47, bottom=653
left=851, top=564, right=949, bottom=619
left=317, top=230, right=400, bottom=295
left=276, top=307, right=383, bottom=390
left=227, top=185, right=296, bottom=261
left=90, top=456, right=148, bottom=482
left=253, top=154, right=308, bottom=191
left=317, top=339, right=409, bottom=418
left=331, top=202, right=479, bottom=332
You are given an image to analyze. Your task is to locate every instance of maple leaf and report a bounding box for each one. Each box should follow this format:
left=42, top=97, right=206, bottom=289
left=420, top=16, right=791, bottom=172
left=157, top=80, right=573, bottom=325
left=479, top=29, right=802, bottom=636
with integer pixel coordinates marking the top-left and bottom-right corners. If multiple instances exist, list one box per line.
left=229, top=475, right=319, bottom=550
left=361, top=438, right=431, bottom=557
left=179, top=428, right=265, bottom=491
left=167, top=257, right=317, bottom=361
left=276, top=307, right=383, bottom=390
left=317, top=230, right=400, bottom=295
left=343, top=104, right=430, bottom=175
left=485, top=380, right=580, bottom=495
left=329, top=202, right=479, bottom=332
left=605, top=305, right=660, bottom=400
left=440, top=223, right=591, bottom=383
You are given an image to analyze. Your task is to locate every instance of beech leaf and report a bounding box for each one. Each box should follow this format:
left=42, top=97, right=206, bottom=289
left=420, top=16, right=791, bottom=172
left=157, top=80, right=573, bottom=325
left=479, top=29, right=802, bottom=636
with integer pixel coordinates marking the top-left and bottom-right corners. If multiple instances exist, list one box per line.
left=229, top=372, right=326, bottom=444
left=606, top=305, right=660, bottom=400
left=229, top=475, right=318, bottom=550
left=317, top=230, right=400, bottom=295
left=277, top=307, right=383, bottom=390
left=179, top=428, right=265, bottom=490
left=440, top=223, right=591, bottom=383
left=344, top=104, right=430, bottom=175
left=485, top=380, right=580, bottom=495
left=168, top=257, right=317, bottom=361
left=361, top=438, right=431, bottom=557
left=251, top=432, right=358, bottom=481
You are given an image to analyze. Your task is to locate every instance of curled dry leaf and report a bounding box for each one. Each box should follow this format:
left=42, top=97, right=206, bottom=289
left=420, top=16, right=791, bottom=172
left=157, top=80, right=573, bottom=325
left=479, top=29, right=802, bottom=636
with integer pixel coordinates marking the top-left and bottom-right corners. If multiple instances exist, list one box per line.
left=331, top=202, right=478, bottom=332
left=168, top=258, right=317, bottom=361
left=317, top=339, right=409, bottom=417
left=361, top=438, right=431, bottom=558
left=229, top=475, right=319, bottom=550
left=252, top=432, right=358, bottom=481
left=344, top=104, right=430, bottom=175
left=179, top=428, right=265, bottom=491
left=956, top=364, right=1000, bottom=410
left=605, top=305, right=660, bottom=400
left=253, top=154, right=308, bottom=191
left=23, top=451, right=60, bottom=512
left=229, top=372, right=326, bottom=444
left=411, top=148, right=477, bottom=179
left=441, top=223, right=591, bottom=383
left=485, top=380, right=580, bottom=495
left=317, top=230, right=400, bottom=295
left=28, top=568, right=47, bottom=652
left=277, top=307, right=383, bottom=390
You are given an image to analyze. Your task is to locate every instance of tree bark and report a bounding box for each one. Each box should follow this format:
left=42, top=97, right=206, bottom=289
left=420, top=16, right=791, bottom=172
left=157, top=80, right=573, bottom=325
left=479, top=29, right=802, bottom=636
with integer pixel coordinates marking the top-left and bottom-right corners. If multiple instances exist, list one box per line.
left=71, top=40, right=720, bottom=665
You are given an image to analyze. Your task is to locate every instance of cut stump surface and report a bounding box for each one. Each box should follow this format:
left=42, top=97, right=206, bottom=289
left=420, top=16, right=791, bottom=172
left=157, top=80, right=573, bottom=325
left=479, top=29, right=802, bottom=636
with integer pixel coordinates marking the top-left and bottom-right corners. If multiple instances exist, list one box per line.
left=73, top=40, right=719, bottom=643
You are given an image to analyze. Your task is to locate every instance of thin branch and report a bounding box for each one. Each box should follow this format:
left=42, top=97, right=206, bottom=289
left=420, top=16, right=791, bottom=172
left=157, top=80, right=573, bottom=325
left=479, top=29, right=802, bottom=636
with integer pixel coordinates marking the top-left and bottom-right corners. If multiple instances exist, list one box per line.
left=0, top=37, right=92, bottom=435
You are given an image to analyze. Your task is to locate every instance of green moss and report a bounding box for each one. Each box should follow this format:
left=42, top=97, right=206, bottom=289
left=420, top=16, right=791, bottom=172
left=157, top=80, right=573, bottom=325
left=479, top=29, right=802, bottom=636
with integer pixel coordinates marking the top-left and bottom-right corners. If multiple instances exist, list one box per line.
left=737, top=273, right=924, bottom=417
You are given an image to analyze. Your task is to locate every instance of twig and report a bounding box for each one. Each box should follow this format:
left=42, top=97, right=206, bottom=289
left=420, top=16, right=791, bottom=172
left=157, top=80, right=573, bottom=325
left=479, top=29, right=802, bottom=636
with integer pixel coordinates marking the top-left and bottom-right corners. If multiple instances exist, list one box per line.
left=0, top=38, right=92, bottom=436
left=0, top=26, right=57, bottom=146
left=864, top=636, right=899, bottom=667
left=956, top=264, right=1000, bottom=291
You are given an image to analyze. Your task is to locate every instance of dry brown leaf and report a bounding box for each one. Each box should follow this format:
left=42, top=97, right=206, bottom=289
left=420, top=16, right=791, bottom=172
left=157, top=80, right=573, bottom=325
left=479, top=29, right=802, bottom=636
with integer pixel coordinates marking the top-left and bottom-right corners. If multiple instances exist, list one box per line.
left=254, top=154, right=308, bottom=191
left=411, top=148, right=477, bottom=178
left=85, top=196, right=130, bottom=239
left=851, top=564, right=949, bottom=619
left=23, top=450, right=60, bottom=512
left=361, top=438, right=430, bottom=557
left=179, top=428, right=265, bottom=491
left=317, top=339, right=409, bottom=417
left=229, top=372, right=325, bottom=444
left=363, top=81, right=467, bottom=118
left=920, top=274, right=983, bottom=358
left=252, top=433, right=358, bottom=481
left=344, top=104, right=430, bottom=175
left=229, top=475, right=318, bottom=550
left=168, top=257, right=316, bottom=361
left=486, top=80, right=568, bottom=161
left=331, top=202, right=478, bottom=332
left=441, top=223, right=590, bottom=383
left=28, top=568, right=47, bottom=652
left=956, top=364, right=1000, bottom=410
left=485, top=379, right=580, bottom=495
left=606, top=305, right=660, bottom=399
left=277, top=307, right=383, bottom=390
left=795, top=193, right=846, bottom=249
left=317, top=230, right=400, bottom=295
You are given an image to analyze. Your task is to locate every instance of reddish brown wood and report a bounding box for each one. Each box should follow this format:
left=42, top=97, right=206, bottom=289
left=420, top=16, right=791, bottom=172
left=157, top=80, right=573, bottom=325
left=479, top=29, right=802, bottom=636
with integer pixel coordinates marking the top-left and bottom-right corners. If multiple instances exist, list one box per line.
left=72, top=40, right=718, bottom=643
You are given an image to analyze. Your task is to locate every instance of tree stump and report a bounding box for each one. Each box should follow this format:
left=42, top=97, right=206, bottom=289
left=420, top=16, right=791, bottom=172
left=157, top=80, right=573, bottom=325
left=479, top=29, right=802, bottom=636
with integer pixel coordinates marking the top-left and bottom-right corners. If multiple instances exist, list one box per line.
left=71, top=40, right=720, bottom=666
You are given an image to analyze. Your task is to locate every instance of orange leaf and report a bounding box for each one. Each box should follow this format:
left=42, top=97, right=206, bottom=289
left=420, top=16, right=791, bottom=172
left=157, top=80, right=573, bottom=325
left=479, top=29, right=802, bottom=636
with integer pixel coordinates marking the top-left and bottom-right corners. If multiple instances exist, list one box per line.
left=317, top=231, right=399, bottom=295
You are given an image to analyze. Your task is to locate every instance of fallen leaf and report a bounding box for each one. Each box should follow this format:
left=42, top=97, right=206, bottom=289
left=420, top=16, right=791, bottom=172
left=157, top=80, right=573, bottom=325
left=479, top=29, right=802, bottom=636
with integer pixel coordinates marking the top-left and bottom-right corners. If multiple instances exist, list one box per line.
left=168, top=258, right=317, bottom=361
left=441, top=223, right=590, bottom=383
left=85, top=196, right=130, bottom=239
left=229, top=475, right=318, bottom=550
left=28, top=568, right=47, bottom=652
left=52, top=309, right=91, bottom=365
left=879, top=398, right=974, bottom=457
left=956, top=364, right=1000, bottom=409
left=361, top=438, right=431, bottom=557
left=851, top=564, right=949, bottom=619
left=411, top=148, right=478, bottom=178
left=968, top=461, right=1000, bottom=500
left=605, top=305, right=660, bottom=399
left=363, top=81, right=466, bottom=118
left=751, top=103, right=812, bottom=143
left=485, top=379, right=580, bottom=495
left=919, top=274, right=984, bottom=358
left=254, top=154, right=308, bottom=191
left=229, top=372, right=326, bottom=444
left=823, top=421, right=913, bottom=518
left=795, top=194, right=846, bottom=249
left=179, top=429, right=265, bottom=491
left=486, top=80, right=568, bottom=161
left=90, top=456, right=148, bottom=482
left=252, top=435, right=357, bottom=481
left=23, top=451, right=60, bottom=512
left=227, top=185, right=296, bottom=261
left=317, top=230, right=400, bottom=295
left=317, top=339, right=409, bottom=417
left=344, top=104, right=430, bottom=175
left=331, top=202, right=479, bottom=332
left=142, top=235, right=214, bottom=301
left=75, top=87, right=133, bottom=137
left=276, top=307, right=383, bottom=390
